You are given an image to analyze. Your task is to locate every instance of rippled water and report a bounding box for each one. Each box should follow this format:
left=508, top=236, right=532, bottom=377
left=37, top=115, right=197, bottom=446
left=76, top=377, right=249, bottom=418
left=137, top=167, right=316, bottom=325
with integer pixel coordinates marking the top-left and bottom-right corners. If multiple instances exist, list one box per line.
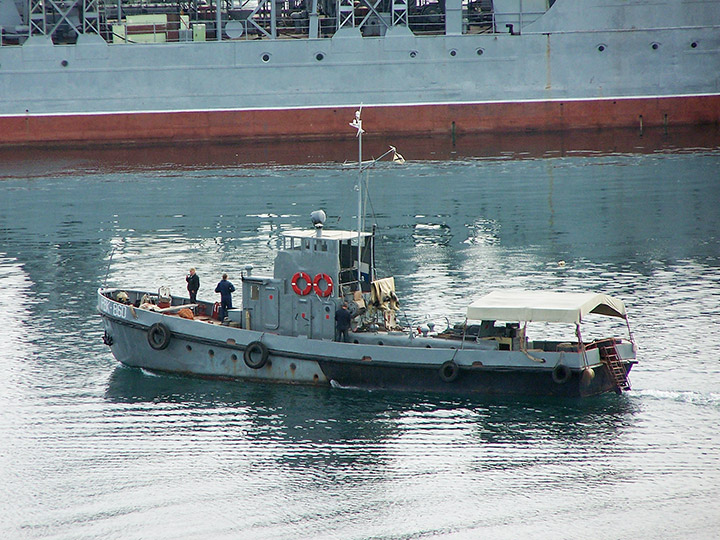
left=1, top=133, right=719, bottom=539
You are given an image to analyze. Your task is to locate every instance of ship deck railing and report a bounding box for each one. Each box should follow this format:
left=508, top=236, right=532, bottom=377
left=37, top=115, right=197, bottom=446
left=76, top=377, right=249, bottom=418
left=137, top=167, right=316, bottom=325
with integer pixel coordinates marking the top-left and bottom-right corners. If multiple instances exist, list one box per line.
left=2, top=4, right=553, bottom=46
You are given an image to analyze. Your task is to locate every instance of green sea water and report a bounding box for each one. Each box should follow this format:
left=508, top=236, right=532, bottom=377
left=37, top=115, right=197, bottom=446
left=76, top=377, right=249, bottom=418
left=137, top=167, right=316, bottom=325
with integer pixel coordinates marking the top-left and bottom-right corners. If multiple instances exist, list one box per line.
left=1, top=132, right=719, bottom=539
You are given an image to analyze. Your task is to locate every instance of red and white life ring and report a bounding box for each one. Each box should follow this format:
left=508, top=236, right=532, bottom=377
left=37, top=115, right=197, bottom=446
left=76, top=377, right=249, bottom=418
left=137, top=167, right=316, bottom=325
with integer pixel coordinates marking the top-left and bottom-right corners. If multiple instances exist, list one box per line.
left=291, top=272, right=312, bottom=296
left=313, top=273, right=334, bottom=297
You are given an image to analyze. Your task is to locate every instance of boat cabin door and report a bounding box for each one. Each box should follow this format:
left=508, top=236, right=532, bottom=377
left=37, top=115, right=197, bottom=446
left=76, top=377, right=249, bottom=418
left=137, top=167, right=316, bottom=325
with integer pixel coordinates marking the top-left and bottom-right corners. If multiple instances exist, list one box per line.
left=293, top=297, right=335, bottom=339
left=312, top=300, right=336, bottom=340
left=295, top=298, right=312, bottom=338
left=263, top=285, right=279, bottom=330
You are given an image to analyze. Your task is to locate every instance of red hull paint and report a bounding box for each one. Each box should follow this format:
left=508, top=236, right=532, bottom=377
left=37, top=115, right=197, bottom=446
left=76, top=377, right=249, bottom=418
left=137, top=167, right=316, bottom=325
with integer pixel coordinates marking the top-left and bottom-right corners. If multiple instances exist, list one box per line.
left=2, top=125, right=718, bottom=175
left=1, top=95, right=719, bottom=147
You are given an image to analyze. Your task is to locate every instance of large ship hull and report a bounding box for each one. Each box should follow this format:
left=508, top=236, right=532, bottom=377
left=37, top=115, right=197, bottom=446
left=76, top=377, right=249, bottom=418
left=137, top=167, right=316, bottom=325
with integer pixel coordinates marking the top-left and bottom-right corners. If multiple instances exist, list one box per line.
left=4, top=94, right=720, bottom=147
left=1, top=0, right=719, bottom=146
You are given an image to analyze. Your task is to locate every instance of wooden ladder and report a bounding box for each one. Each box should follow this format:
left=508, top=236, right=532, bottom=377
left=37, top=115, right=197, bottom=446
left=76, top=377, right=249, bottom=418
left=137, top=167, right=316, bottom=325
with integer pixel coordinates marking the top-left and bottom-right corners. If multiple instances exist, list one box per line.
left=598, top=340, right=631, bottom=392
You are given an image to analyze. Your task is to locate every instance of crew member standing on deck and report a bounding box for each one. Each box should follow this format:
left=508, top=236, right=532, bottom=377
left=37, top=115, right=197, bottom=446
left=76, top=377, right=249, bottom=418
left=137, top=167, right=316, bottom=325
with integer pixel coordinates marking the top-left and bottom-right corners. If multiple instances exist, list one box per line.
left=215, top=273, right=235, bottom=321
left=335, top=303, right=352, bottom=342
left=186, top=267, right=199, bottom=304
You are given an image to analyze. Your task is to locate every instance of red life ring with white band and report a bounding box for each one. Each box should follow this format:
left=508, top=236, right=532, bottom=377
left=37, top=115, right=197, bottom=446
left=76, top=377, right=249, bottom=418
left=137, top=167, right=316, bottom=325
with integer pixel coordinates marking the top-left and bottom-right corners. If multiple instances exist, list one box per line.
left=291, top=272, right=312, bottom=296
left=313, top=273, right=334, bottom=297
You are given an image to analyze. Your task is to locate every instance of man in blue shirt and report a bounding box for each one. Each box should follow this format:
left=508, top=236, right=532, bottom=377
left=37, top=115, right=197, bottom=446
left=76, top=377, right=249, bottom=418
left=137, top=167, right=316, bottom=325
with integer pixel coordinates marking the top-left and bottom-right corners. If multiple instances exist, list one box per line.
left=215, top=273, right=235, bottom=321
left=335, top=303, right=352, bottom=342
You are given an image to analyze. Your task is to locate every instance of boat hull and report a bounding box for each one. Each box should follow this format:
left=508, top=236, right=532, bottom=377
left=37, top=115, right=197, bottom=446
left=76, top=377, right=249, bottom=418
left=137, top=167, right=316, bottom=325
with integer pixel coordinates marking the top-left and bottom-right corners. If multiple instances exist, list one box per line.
left=99, top=300, right=634, bottom=399
left=318, top=359, right=632, bottom=398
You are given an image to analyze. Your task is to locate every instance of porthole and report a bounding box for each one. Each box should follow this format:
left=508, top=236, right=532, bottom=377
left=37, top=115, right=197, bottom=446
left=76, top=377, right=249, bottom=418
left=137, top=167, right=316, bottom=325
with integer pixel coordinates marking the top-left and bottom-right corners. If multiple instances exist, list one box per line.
left=186, top=345, right=192, bottom=352
left=61, top=60, right=68, bottom=67
left=449, top=49, right=457, bottom=57
left=476, top=48, right=484, bottom=56
left=208, top=349, right=214, bottom=357
left=315, top=52, right=325, bottom=61
left=261, top=53, right=271, bottom=63
left=651, top=42, right=660, bottom=50
left=691, top=41, right=698, bottom=49
left=597, top=44, right=606, bottom=52
left=231, top=354, right=238, bottom=361
left=410, top=50, right=417, bottom=58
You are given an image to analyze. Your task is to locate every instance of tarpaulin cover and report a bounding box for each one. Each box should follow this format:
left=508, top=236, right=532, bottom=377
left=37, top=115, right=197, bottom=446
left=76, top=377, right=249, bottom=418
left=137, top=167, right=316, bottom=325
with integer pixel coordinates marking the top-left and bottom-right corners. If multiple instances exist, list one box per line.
left=370, top=277, right=399, bottom=312
left=466, top=290, right=627, bottom=324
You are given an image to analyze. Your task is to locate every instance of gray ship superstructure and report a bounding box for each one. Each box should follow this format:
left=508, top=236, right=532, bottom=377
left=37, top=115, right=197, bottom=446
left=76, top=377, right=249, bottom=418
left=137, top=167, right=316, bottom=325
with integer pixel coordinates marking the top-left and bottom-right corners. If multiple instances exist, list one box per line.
left=1, top=0, right=719, bottom=146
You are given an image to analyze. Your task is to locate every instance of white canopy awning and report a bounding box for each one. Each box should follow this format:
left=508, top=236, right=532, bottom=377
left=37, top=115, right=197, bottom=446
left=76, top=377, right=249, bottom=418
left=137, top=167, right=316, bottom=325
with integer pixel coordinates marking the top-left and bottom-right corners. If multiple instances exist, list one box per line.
left=466, top=290, right=627, bottom=324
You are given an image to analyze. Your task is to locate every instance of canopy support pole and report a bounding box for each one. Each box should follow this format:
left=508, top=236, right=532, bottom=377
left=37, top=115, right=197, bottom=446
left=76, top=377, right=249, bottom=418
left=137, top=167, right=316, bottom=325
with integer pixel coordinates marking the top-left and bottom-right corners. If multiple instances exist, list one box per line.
left=520, top=322, right=545, bottom=363
left=576, top=324, right=589, bottom=368
left=625, top=315, right=636, bottom=350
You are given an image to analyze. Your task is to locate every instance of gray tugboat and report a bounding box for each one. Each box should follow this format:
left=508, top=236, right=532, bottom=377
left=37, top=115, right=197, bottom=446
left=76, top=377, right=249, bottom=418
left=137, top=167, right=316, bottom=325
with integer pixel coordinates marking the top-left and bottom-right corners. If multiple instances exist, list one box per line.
left=98, top=111, right=637, bottom=397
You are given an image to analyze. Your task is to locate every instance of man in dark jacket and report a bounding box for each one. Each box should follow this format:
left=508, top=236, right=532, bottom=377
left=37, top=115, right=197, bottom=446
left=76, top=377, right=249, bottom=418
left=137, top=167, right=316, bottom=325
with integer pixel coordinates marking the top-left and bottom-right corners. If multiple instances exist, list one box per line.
left=186, top=267, right=199, bottom=304
left=335, top=303, right=352, bottom=342
left=215, top=273, right=235, bottom=321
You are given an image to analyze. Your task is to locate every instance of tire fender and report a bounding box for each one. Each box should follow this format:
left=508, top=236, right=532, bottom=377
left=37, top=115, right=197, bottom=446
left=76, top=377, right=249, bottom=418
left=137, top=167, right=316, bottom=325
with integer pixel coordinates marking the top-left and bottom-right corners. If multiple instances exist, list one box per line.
left=439, top=360, right=459, bottom=382
left=552, top=364, right=572, bottom=384
left=147, top=322, right=171, bottom=350
left=244, top=341, right=269, bottom=369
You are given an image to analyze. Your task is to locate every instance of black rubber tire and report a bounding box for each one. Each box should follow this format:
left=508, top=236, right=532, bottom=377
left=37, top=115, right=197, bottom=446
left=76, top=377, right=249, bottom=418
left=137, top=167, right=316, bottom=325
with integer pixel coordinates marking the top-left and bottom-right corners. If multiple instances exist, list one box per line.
left=439, top=360, right=459, bottom=383
left=552, top=364, right=572, bottom=384
left=244, top=341, right=269, bottom=369
left=147, top=323, right=171, bottom=350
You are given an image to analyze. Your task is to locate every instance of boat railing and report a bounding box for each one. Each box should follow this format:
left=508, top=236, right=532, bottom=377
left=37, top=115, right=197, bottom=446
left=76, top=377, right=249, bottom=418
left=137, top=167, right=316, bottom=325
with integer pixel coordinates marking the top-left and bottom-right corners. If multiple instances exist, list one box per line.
left=8, top=0, right=717, bottom=48
left=585, top=337, right=624, bottom=351
left=529, top=340, right=580, bottom=353
left=3, top=0, right=550, bottom=46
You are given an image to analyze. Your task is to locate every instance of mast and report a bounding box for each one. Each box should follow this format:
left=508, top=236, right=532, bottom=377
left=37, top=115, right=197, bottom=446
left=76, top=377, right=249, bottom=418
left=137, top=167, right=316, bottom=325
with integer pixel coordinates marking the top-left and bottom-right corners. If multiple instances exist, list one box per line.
left=350, top=108, right=365, bottom=290
left=348, top=107, right=404, bottom=291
